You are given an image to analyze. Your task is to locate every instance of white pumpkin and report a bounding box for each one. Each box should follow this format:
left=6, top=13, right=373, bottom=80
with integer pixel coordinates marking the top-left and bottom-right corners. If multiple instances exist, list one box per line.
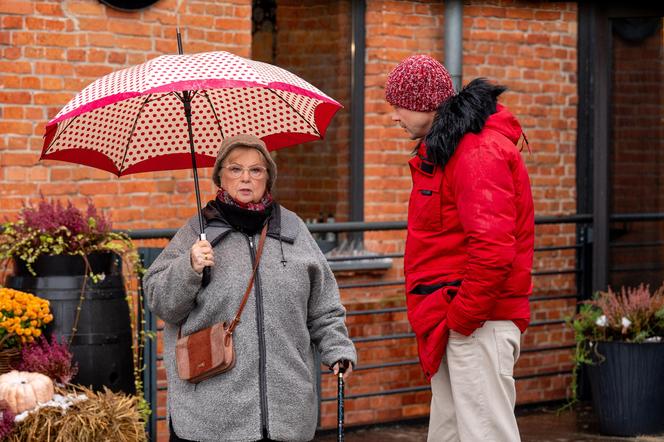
left=0, top=370, right=54, bottom=413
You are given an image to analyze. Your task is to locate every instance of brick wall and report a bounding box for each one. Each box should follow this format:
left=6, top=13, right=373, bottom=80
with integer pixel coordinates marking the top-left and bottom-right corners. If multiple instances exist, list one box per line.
left=0, top=0, right=252, bottom=227
left=1, top=0, right=586, bottom=438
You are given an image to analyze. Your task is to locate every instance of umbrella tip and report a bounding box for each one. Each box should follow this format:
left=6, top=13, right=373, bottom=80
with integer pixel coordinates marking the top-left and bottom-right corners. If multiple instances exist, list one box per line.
left=176, top=28, right=184, bottom=55
left=176, top=0, right=185, bottom=54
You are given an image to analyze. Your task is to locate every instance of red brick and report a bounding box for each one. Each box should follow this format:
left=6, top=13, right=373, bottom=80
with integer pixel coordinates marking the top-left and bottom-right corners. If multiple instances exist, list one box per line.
left=25, top=17, right=66, bottom=31
left=1, top=16, right=23, bottom=29
left=0, top=91, right=32, bottom=104
left=34, top=92, right=73, bottom=106
left=41, top=77, right=64, bottom=90
left=67, top=49, right=86, bottom=62
left=44, top=47, right=66, bottom=61
left=0, top=152, right=37, bottom=167
left=35, top=62, right=74, bottom=76
left=114, top=36, right=153, bottom=51
left=74, top=64, right=115, bottom=78
left=11, top=31, right=34, bottom=45
left=35, top=32, right=77, bottom=47
left=0, top=0, right=33, bottom=15
left=65, top=1, right=104, bottom=15
left=78, top=17, right=109, bottom=31
left=1, top=46, right=20, bottom=59
left=535, top=10, right=563, bottom=20
left=108, top=51, right=127, bottom=65
left=0, top=60, right=31, bottom=74
left=35, top=2, right=64, bottom=15
left=107, top=19, right=154, bottom=36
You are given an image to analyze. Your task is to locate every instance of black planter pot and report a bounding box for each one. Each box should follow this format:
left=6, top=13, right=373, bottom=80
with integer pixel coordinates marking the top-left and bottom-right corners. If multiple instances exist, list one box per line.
left=7, top=253, right=134, bottom=395
left=587, top=341, right=664, bottom=437
left=13, top=252, right=119, bottom=276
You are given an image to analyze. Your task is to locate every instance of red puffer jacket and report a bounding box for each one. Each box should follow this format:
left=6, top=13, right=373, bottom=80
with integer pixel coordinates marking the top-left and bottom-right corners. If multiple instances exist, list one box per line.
left=405, top=104, right=534, bottom=380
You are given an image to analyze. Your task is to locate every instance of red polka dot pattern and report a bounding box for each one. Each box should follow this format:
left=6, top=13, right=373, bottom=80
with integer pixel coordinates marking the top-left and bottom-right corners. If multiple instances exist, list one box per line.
left=42, top=51, right=341, bottom=175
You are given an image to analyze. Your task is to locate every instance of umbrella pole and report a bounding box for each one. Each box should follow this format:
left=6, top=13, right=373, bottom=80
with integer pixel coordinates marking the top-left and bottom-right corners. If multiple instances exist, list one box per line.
left=183, top=95, right=206, bottom=240
left=177, top=27, right=206, bottom=241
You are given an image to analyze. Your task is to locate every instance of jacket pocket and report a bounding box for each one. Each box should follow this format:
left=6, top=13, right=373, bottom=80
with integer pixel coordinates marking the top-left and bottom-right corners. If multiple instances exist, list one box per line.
left=411, top=280, right=461, bottom=295
left=409, top=169, right=443, bottom=231
left=406, top=285, right=456, bottom=336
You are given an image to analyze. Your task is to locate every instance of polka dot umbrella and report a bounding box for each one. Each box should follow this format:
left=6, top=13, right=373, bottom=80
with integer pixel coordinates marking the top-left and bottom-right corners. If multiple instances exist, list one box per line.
left=41, top=46, right=341, bottom=236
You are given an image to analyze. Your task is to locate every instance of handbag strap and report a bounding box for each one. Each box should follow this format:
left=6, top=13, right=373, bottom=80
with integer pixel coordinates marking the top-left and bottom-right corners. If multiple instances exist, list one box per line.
left=178, top=223, right=269, bottom=339
left=227, top=223, right=268, bottom=334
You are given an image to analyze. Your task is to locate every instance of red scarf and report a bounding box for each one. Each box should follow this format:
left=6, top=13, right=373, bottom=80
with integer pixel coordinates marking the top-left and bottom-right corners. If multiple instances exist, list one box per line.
left=216, top=188, right=273, bottom=211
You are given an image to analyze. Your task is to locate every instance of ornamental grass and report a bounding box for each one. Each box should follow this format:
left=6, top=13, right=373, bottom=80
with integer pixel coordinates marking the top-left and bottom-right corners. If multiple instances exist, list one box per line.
left=5, top=385, right=147, bottom=442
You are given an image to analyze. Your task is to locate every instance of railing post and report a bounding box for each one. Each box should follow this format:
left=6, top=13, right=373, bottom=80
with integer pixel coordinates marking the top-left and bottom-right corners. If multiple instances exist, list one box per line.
left=139, top=248, right=162, bottom=442
left=577, top=225, right=594, bottom=302
left=576, top=225, right=594, bottom=401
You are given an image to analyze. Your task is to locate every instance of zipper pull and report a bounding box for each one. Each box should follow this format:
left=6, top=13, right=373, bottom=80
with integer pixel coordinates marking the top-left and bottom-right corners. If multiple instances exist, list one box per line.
left=248, top=235, right=254, bottom=249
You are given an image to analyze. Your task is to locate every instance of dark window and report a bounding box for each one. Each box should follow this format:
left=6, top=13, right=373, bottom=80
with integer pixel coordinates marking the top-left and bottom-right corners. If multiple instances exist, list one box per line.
left=252, top=0, right=353, bottom=229
left=608, top=17, right=664, bottom=289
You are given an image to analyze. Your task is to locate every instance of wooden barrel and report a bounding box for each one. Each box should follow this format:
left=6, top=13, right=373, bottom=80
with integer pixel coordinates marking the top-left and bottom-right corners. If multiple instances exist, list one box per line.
left=7, top=253, right=134, bottom=394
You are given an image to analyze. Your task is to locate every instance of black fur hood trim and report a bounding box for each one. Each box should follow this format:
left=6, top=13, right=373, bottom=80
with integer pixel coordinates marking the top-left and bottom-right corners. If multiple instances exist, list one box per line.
left=424, top=78, right=507, bottom=167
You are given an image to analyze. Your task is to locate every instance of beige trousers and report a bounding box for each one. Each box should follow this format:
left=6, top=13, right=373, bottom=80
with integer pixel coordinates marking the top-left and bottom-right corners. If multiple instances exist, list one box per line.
left=427, top=321, right=522, bottom=442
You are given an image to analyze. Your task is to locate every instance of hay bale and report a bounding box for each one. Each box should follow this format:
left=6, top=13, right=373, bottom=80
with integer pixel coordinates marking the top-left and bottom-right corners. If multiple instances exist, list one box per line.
left=6, top=385, right=146, bottom=442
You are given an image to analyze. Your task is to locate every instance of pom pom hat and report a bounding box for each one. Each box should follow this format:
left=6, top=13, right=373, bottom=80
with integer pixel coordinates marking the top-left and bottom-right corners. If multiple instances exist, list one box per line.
left=385, top=54, right=455, bottom=112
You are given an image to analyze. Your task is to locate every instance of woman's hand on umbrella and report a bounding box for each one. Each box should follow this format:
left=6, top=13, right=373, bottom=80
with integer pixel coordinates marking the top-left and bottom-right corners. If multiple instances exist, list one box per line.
left=331, top=360, right=352, bottom=379
left=190, top=240, right=214, bottom=274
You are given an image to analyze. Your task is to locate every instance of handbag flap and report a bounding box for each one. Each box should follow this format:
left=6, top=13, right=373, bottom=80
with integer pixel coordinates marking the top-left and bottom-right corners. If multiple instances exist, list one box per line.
left=176, top=322, right=233, bottom=380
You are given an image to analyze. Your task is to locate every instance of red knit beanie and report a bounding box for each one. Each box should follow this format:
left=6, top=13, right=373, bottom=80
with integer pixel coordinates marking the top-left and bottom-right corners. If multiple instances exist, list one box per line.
left=385, top=54, right=455, bottom=112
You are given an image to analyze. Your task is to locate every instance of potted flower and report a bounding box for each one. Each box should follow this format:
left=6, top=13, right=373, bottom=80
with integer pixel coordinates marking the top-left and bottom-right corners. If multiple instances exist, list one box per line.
left=570, top=283, right=664, bottom=437
left=17, top=335, right=78, bottom=385
left=0, top=288, right=54, bottom=375
left=0, top=198, right=145, bottom=399
left=0, top=197, right=135, bottom=277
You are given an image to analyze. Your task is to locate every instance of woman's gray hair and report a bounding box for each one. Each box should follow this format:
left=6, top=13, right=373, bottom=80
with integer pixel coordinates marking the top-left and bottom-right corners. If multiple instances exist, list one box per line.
left=212, top=134, right=277, bottom=190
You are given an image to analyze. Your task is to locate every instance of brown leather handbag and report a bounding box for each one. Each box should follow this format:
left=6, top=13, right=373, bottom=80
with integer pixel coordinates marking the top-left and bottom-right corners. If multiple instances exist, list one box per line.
left=176, top=224, right=268, bottom=383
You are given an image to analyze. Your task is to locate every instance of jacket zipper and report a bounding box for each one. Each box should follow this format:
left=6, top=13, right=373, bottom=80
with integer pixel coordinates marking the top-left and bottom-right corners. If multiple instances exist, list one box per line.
left=247, top=234, right=270, bottom=438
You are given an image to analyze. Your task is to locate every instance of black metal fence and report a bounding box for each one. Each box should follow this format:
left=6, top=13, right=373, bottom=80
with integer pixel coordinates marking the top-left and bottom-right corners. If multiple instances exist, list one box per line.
left=133, top=212, right=664, bottom=440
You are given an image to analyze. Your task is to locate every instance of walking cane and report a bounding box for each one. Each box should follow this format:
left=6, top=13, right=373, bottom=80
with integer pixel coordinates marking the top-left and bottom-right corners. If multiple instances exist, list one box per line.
left=337, top=361, right=348, bottom=442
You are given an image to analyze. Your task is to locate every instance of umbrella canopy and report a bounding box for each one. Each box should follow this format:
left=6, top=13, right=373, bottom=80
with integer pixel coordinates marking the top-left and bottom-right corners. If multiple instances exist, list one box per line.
left=41, top=50, right=342, bottom=176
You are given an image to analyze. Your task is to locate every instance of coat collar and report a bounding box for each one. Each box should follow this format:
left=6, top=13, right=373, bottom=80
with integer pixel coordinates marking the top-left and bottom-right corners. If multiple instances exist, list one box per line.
left=409, top=141, right=437, bottom=176
left=202, top=202, right=297, bottom=246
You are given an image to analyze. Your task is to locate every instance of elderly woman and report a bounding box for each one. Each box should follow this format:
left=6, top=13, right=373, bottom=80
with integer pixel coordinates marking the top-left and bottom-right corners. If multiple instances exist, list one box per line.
left=144, top=134, right=356, bottom=442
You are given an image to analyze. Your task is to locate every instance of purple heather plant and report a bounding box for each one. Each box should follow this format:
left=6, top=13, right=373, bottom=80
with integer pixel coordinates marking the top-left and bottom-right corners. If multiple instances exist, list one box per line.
left=0, top=402, right=15, bottom=439
left=573, top=283, right=664, bottom=344
left=0, top=196, right=137, bottom=276
left=17, top=197, right=112, bottom=252
left=17, top=335, right=79, bottom=385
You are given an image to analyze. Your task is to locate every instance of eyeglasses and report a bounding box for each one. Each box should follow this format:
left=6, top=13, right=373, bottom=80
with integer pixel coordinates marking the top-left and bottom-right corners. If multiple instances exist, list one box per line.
left=221, top=165, right=268, bottom=179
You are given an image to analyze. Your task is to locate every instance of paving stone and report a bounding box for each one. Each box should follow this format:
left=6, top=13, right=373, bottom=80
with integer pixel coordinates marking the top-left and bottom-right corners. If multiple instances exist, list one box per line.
left=314, top=403, right=664, bottom=442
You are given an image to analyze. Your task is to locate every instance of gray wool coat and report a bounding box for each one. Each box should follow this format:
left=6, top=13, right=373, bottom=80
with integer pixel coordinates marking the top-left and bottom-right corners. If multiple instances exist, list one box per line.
left=144, top=204, right=356, bottom=442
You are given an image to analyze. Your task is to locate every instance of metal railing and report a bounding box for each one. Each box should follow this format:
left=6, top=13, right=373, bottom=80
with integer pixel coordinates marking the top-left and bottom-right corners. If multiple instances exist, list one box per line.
left=133, top=212, right=664, bottom=439
left=315, top=215, right=591, bottom=408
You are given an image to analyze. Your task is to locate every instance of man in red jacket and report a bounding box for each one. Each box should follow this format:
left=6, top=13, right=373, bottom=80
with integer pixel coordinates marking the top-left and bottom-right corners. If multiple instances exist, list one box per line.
left=385, top=55, right=534, bottom=441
